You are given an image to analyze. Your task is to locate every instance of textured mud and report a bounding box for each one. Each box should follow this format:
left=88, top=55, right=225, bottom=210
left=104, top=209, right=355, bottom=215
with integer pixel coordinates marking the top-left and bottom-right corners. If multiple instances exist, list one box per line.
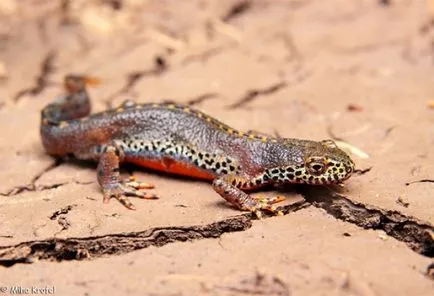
left=0, top=215, right=253, bottom=267
left=0, top=190, right=432, bottom=267
left=1, top=0, right=434, bottom=295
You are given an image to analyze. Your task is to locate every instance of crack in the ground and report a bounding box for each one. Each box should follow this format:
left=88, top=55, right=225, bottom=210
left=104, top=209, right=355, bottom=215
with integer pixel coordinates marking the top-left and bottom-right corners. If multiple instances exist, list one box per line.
left=0, top=218, right=250, bottom=267
left=280, top=32, right=304, bottom=66
left=13, top=51, right=57, bottom=102
left=0, top=159, right=63, bottom=197
left=0, top=201, right=309, bottom=266
left=159, top=93, right=218, bottom=107
left=181, top=45, right=228, bottom=66
left=427, top=262, right=434, bottom=280
left=49, top=204, right=77, bottom=220
left=0, top=182, right=432, bottom=266
left=378, top=0, right=391, bottom=6
left=353, top=167, right=372, bottom=175
left=299, top=186, right=434, bottom=257
left=222, top=0, right=253, bottom=23
left=186, top=93, right=219, bottom=106
left=104, top=55, right=168, bottom=108
left=227, top=81, right=288, bottom=109
left=405, top=179, right=434, bottom=186
left=0, top=180, right=94, bottom=205
left=395, top=196, right=410, bottom=208
left=59, top=0, right=75, bottom=26
left=102, top=0, right=123, bottom=11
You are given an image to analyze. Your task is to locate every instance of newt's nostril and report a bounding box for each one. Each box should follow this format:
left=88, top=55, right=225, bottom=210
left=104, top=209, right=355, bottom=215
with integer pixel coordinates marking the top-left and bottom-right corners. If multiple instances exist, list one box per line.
left=312, top=164, right=323, bottom=172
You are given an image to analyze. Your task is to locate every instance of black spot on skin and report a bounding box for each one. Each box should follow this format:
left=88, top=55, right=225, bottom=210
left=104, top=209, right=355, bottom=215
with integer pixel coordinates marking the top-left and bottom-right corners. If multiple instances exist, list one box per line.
left=144, top=146, right=149, bottom=151
left=215, top=163, right=221, bottom=169
left=263, top=175, right=269, bottom=181
left=302, top=175, right=307, bottom=180
left=271, top=169, right=279, bottom=174
left=232, top=179, right=237, bottom=186
left=328, top=176, right=333, bottom=182
left=237, top=181, right=243, bottom=187
left=328, top=163, right=335, bottom=167
left=332, top=167, right=338, bottom=172
left=205, top=159, right=214, bottom=165
left=198, top=152, right=204, bottom=159
left=272, top=176, right=278, bottom=181
left=334, top=175, right=339, bottom=180
left=227, top=159, right=232, bottom=164
left=286, top=167, right=294, bottom=173
left=255, top=179, right=262, bottom=185
left=221, top=169, right=228, bottom=174
left=229, top=165, right=235, bottom=171
left=201, top=164, right=207, bottom=169
left=221, top=161, right=227, bottom=167
left=279, top=173, right=285, bottom=178
left=295, top=171, right=302, bottom=176
left=205, top=153, right=210, bottom=158
left=339, top=168, right=344, bottom=173
left=308, top=176, right=314, bottom=182
left=288, top=174, right=294, bottom=180
left=320, top=177, right=326, bottom=183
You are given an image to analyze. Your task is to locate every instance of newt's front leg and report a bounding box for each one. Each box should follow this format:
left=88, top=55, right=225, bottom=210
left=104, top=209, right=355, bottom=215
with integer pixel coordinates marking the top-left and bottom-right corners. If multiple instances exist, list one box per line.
left=212, top=174, right=285, bottom=218
left=97, top=146, right=157, bottom=210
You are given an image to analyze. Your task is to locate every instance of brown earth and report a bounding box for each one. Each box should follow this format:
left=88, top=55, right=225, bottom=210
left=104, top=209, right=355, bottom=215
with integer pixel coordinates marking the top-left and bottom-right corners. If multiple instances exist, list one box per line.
left=0, top=0, right=433, bottom=295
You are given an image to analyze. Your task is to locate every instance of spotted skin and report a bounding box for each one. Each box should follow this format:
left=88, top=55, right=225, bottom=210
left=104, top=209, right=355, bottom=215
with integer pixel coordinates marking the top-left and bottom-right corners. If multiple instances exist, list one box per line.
left=40, top=75, right=355, bottom=217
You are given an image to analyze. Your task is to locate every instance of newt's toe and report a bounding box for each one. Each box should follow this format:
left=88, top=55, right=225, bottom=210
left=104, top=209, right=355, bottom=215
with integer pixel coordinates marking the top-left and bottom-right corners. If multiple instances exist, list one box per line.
left=125, top=180, right=155, bottom=190
left=254, top=209, right=263, bottom=219
left=118, top=195, right=136, bottom=210
left=135, top=191, right=159, bottom=200
left=123, top=176, right=155, bottom=189
left=102, top=180, right=157, bottom=210
left=256, top=195, right=286, bottom=205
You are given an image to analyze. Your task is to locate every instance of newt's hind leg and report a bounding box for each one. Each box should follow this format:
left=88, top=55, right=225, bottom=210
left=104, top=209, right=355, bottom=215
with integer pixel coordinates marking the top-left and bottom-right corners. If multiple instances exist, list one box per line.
left=97, top=146, right=157, bottom=210
left=212, top=174, right=284, bottom=218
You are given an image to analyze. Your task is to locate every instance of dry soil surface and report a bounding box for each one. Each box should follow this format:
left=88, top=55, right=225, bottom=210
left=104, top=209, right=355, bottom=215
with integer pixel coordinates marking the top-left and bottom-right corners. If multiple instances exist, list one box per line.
left=0, top=0, right=433, bottom=295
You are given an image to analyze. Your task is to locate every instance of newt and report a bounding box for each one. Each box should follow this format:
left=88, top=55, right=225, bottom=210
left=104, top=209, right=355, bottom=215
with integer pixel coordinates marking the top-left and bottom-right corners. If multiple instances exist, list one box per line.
left=40, top=75, right=355, bottom=217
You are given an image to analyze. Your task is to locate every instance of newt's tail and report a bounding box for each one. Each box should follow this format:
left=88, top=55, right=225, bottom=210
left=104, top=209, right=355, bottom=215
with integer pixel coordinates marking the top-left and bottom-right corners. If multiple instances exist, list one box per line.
left=41, top=75, right=98, bottom=125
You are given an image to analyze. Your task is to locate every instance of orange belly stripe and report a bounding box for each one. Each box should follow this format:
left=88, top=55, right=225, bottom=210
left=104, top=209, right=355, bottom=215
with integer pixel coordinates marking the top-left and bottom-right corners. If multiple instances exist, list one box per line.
left=126, top=157, right=216, bottom=181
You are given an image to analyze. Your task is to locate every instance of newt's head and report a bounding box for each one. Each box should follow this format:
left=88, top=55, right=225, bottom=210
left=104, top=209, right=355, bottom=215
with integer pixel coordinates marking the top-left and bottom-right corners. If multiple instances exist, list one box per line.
left=269, top=139, right=355, bottom=185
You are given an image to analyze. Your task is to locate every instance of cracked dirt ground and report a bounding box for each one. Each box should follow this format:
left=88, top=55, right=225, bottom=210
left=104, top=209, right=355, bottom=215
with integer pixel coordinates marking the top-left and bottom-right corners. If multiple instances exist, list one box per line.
left=0, top=0, right=433, bottom=295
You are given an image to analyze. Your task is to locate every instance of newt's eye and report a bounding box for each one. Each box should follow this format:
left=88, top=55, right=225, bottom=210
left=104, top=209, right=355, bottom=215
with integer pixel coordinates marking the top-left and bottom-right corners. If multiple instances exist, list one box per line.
left=306, top=158, right=327, bottom=175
